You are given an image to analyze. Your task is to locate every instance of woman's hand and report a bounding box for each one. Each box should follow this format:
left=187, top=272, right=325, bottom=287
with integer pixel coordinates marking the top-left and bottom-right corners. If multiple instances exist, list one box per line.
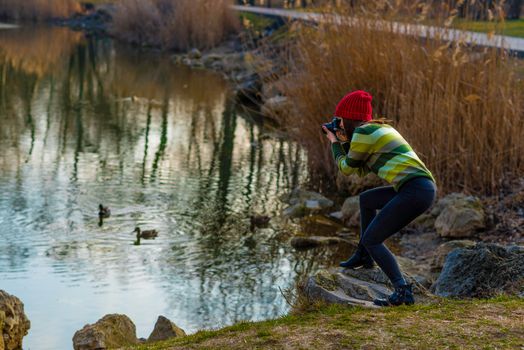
left=322, top=126, right=338, bottom=143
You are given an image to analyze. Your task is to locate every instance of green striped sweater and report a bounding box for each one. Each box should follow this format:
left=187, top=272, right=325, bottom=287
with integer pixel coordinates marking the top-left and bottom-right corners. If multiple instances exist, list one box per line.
left=331, top=123, right=435, bottom=191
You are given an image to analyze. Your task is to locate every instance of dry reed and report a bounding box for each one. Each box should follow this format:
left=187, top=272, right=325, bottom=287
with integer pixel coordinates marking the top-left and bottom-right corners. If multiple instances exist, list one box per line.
left=0, top=0, right=81, bottom=21
left=111, top=0, right=240, bottom=51
left=264, top=2, right=524, bottom=195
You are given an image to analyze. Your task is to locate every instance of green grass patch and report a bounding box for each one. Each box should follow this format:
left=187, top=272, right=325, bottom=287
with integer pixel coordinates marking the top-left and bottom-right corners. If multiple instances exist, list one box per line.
left=453, top=18, right=524, bottom=38
left=238, top=11, right=277, bottom=32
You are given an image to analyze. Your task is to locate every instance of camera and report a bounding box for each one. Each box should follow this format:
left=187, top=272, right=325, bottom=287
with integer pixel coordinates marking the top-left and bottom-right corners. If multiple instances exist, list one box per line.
left=322, top=117, right=342, bottom=134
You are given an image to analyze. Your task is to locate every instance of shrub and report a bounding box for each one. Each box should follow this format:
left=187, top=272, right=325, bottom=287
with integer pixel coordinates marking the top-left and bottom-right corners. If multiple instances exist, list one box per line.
left=265, top=4, right=524, bottom=195
left=0, top=0, right=81, bottom=21
left=111, top=0, right=240, bottom=51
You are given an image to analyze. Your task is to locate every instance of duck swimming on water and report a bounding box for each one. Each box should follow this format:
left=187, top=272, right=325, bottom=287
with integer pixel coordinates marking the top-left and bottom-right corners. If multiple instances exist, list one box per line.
left=250, top=215, right=271, bottom=231
left=133, top=227, right=158, bottom=239
left=98, top=204, right=111, bottom=218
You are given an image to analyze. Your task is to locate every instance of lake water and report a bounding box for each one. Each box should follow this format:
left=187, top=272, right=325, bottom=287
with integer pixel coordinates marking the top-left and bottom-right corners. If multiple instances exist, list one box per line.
left=0, top=25, right=350, bottom=349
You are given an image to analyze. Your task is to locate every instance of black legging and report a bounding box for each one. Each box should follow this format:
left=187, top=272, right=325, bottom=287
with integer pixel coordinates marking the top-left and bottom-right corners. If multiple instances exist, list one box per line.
left=359, top=177, right=437, bottom=288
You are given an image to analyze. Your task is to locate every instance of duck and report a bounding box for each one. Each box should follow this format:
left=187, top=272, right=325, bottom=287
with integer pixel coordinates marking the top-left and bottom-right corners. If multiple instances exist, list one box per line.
left=250, top=215, right=271, bottom=231
left=98, top=204, right=111, bottom=218
left=133, top=227, right=158, bottom=239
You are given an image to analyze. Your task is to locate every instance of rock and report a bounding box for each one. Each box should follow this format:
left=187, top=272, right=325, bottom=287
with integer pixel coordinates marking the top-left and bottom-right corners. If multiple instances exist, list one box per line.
left=335, top=172, right=384, bottom=196
left=430, top=240, right=476, bottom=272
left=281, top=189, right=334, bottom=218
left=341, top=196, right=359, bottom=219
left=187, top=48, right=202, bottom=59
left=434, top=193, right=485, bottom=238
left=432, top=243, right=524, bottom=298
left=72, top=314, right=138, bottom=350
left=340, top=196, right=360, bottom=227
left=285, top=188, right=334, bottom=208
left=147, top=316, right=186, bottom=342
left=305, top=199, right=327, bottom=210
left=282, top=203, right=307, bottom=218
left=304, top=261, right=434, bottom=307
left=209, top=60, right=224, bottom=71
left=203, top=53, right=223, bottom=66
left=0, top=290, right=30, bottom=350
left=304, top=270, right=379, bottom=308
left=329, top=211, right=343, bottom=221
left=261, top=95, right=289, bottom=117
left=410, top=212, right=436, bottom=231
left=290, top=236, right=351, bottom=249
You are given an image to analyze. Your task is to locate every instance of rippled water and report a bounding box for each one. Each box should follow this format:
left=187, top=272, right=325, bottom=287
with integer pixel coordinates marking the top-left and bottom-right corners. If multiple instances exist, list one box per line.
left=0, top=26, right=354, bottom=349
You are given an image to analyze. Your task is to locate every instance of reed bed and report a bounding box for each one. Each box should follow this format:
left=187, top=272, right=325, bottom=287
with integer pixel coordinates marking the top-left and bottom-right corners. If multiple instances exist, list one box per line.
left=111, top=0, right=239, bottom=51
left=0, top=0, right=81, bottom=21
left=266, top=3, right=524, bottom=195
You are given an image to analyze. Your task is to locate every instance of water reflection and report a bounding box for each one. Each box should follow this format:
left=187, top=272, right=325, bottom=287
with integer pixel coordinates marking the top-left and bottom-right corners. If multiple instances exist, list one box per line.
left=0, top=26, right=340, bottom=350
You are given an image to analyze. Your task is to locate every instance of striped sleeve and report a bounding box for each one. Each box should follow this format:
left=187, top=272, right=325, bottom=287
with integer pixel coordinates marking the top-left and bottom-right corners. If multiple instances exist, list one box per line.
left=331, top=129, right=372, bottom=177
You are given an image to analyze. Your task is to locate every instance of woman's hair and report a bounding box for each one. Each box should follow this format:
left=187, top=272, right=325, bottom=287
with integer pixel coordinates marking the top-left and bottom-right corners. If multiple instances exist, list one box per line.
left=341, top=117, right=394, bottom=140
left=369, top=117, right=393, bottom=125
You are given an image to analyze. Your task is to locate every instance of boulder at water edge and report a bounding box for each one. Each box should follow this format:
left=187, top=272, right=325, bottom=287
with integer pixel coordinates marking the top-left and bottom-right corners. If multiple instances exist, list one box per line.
left=281, top=188, right=334, bottom=218
left=432, top=243, right=524, bottom=298
left=0, top=290, right=30, bottom=350
left=147, top=316, right=186, bottom=342
left=304, top=257, right=434, bottom=307
left=72, top=314, right=139, bottom=350
left=340, top=195, right=360, bottom=227
left=430, top=239, right=476, bottom=272
left=433, top=193, right=485, bottom=238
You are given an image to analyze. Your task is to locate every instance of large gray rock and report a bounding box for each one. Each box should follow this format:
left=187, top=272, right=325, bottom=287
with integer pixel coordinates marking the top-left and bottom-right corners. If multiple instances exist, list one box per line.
left=304, top=257, right=435, bottom=307
left=281, top=188, right=334, bottom=218
left=340, top=196, right=360, bottom=227
left=434, top=193, right=485, bottom=238
left=72, top=314, right=139, bottom=350
left=430, top=240, right=476, bottom=272
left=0, top=290, right=30, bottom=350
left=432, top=243, right=524, bottom=298
left=147, top=316, right=186, bottom=342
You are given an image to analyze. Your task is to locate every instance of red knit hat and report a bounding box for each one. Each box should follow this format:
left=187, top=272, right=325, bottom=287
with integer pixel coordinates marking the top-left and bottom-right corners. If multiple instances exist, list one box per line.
left=334, top=90, right=373, bottom=121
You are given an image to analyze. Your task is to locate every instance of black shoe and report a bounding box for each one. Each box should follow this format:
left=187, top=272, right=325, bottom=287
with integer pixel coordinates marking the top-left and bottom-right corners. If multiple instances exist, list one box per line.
left=373, top=283, right=415, bottom=307
left=339, top=244, right=374, bottom=269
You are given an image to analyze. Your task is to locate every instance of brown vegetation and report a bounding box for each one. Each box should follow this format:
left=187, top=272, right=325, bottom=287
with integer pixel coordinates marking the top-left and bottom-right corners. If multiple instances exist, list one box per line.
left=0, top=0, right=81, bottom=21
left=111, top=0, right=240, bottom=51
left=0, top=27, right=83, bottom=77
left=264, top=3, right=524, bottom=195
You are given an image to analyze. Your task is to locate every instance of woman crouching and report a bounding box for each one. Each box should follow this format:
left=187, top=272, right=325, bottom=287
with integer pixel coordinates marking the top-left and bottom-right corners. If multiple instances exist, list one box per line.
left=322, top=90, right=437, bottom=307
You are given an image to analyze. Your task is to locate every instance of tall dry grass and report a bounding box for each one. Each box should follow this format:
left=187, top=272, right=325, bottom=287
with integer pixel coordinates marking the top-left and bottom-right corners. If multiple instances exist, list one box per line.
left=0, top=0, right=81, bottom=21
left=265, top=3, right=524, bottom=195
left=111, top=0, right=240, bottom=51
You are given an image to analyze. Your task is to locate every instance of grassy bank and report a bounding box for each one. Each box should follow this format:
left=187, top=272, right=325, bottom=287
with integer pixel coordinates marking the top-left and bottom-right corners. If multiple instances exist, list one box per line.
left=127, top=296, right=524, bottom=349
left=111, top=0, right=239, bottom=51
